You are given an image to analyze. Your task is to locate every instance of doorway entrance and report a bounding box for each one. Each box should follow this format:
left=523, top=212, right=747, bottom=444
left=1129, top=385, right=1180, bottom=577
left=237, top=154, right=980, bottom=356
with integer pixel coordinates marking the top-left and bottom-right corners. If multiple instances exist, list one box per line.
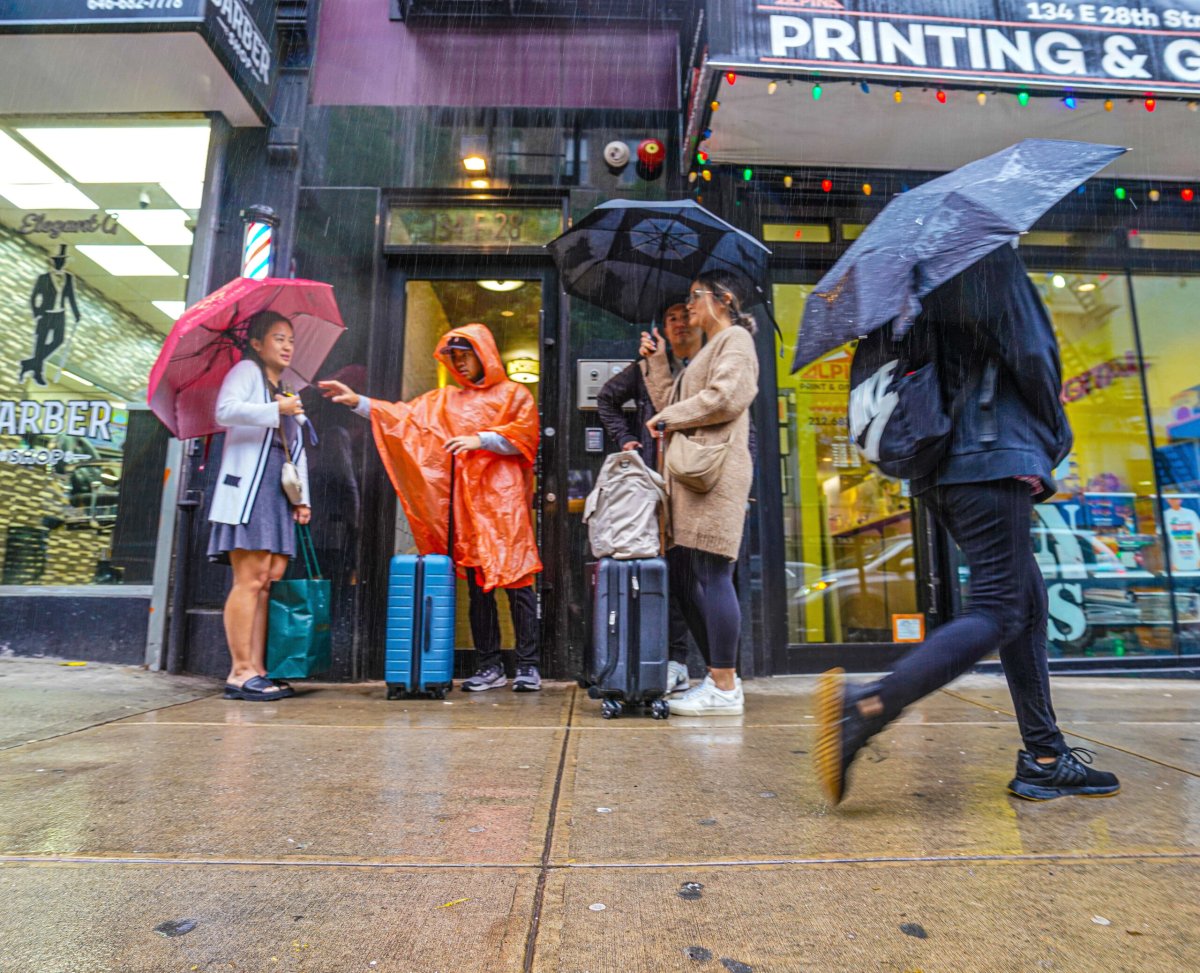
left=360, top=263, right=567, bottom=678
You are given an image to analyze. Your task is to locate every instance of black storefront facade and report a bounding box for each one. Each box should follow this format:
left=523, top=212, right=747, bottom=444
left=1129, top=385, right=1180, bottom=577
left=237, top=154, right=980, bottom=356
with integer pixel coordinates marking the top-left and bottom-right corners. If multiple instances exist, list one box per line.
left=0, top=1, right=305, bottom=665
left=685, top=0, right=1200, bottom=675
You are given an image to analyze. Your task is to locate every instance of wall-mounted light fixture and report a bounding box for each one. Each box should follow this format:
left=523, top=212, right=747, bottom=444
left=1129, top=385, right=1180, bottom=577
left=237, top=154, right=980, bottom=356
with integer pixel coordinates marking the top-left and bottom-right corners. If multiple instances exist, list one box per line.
left=478, top=280, right=525, bottom=292
left=506, top=358, right=539, bottom=384
left=461, top=135, right=489, bottom=174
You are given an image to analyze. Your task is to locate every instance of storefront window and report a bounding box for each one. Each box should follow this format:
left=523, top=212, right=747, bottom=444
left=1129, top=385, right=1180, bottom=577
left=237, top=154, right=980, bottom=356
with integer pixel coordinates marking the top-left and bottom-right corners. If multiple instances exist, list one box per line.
left=978, top=269, right=1169, bottom=658
left=1131, top=273, right=1200, bottom=652
left=0, top=118, right=209, bottom=585
left=775, top=283, right=916, bottom=644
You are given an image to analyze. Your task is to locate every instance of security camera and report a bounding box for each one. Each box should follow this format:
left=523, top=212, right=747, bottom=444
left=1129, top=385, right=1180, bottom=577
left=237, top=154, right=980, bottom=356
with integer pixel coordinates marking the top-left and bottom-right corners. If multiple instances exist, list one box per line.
left=138, top=189, right=151, bottom=209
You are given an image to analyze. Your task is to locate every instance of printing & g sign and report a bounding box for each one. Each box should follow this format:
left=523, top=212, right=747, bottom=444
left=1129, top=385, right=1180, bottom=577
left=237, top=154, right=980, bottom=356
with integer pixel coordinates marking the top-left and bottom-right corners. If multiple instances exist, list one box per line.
left=714, top=1, right=1200, bottom=93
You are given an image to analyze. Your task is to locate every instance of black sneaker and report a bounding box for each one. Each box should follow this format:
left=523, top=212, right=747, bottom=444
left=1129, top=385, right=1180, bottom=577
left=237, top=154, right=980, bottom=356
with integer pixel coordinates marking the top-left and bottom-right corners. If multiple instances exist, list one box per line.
left=814, top=667, right=887, bottom=805
left=1008, top=748, right=1120, bottom=801
left=512, top=665, right=542, bottom=693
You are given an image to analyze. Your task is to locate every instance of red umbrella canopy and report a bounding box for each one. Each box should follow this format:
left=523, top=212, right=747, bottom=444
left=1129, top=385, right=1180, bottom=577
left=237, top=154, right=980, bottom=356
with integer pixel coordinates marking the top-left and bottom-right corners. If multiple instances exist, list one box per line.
left=147, top=277, right=345, bottom=440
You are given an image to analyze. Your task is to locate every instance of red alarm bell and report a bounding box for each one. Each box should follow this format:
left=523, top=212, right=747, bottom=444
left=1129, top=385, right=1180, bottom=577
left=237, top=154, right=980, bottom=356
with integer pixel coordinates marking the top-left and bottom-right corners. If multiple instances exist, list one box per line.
left=636, top=139, right=665, bottom=169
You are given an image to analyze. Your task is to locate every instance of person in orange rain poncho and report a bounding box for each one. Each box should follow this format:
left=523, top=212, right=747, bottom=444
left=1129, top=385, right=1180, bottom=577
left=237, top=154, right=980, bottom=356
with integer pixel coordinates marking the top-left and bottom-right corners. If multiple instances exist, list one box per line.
left=319, top=323, right=544, bottom=692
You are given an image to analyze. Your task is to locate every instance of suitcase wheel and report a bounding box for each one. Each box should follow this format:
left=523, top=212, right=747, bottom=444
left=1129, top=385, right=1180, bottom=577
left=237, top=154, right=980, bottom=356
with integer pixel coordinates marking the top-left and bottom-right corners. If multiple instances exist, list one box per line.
left=386, top=684, right=407, bottom=701
left=649, top=698, right=671, bottom=720
left=601, top=698, right=624, bottom=720
left=430, top=688, right=447, bottom=700
left=586, top=686, right=602, bottom=700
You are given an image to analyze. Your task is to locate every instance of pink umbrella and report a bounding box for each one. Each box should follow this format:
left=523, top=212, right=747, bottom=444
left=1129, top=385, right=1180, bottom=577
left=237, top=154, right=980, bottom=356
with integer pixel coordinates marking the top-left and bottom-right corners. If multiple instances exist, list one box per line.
left=147, top=277, right=346, bottom=440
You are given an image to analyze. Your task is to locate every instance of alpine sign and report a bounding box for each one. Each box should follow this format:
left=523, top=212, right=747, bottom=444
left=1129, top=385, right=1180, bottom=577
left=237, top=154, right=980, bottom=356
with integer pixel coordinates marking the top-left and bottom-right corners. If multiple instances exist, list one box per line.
left=709, top=1, right=1200, bottom=94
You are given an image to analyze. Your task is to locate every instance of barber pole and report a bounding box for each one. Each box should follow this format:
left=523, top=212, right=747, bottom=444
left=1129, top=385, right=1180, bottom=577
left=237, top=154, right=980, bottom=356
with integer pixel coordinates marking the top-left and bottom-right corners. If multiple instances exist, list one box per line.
left=240, top=204, right=278, bottom=280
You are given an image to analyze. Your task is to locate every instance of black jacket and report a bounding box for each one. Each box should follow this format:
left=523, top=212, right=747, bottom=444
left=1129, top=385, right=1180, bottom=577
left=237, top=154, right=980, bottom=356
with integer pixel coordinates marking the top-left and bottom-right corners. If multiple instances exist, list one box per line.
left=911, top=245, right=1072, bottom=500
left=596, top=359, right=659, bottom=466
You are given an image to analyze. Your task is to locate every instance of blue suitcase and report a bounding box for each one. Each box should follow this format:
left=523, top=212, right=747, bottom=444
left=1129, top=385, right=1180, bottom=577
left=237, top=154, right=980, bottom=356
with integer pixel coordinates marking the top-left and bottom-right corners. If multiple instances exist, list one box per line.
left=385, top=553, right=456, bottom=699
left=587, top=557, right=670, bottom=719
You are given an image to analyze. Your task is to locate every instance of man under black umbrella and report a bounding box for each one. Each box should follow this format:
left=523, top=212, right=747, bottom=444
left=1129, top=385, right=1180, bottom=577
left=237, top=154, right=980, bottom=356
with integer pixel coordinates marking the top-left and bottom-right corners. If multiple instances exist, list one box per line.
left=815, top=243, right=1121, bottom=806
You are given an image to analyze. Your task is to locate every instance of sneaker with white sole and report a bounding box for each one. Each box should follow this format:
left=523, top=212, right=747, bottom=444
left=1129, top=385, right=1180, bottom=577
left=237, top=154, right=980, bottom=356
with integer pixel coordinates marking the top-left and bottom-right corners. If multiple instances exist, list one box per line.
left=667, top=677, right=744, bottom=716
left=512, top=665, right=542, bottom=693
left=665, top=660, right=690, bottom=694
left=462, top=664, right=507, bottom=692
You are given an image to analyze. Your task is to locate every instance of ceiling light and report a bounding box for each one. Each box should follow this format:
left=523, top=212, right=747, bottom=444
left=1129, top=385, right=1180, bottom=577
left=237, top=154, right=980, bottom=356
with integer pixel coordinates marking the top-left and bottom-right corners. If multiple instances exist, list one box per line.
left=500, top=310, right=515, bottom=317
left=478, top=280, right=525, bottom=292
left=1052, top=274, right=1067, bottom=288
left=1077, top=282, right=1097, bottom=292
left=108, top=209, right=193, bottom=246
left=75, top=245, right=178, bottom=277
left=18, top=125, right=210, bottom=184
left=505, top=358, right=539, bottom=384
left=152, top=300, right=187, bottom=320
left=469, top=178, right=490, bottom=189
left=0, top=131, right=61, bottom=183
left=462, top=155, right=488, bottom=173
left=161, top=182, right=204, bottom=210
left=0, top=183, right=97, bottom=209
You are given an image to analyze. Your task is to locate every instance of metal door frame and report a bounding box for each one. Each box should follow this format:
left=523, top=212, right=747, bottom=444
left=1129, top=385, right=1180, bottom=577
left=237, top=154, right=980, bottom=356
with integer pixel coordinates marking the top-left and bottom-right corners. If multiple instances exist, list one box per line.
left=361, top=256, right=568, bottom=677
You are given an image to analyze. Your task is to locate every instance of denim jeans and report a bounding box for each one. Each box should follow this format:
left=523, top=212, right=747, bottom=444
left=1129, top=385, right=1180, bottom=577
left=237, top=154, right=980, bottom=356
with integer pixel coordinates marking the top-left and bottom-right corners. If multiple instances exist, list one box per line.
left=876, top=479, right=1066, bottom=757
left=467, top=573, right=540, bottom=670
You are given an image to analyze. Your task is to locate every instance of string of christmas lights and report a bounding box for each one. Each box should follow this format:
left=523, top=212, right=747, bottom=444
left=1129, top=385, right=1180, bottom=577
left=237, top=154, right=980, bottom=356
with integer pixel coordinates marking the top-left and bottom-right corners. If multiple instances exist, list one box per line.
left=692, top=74, right=1198, bottom=202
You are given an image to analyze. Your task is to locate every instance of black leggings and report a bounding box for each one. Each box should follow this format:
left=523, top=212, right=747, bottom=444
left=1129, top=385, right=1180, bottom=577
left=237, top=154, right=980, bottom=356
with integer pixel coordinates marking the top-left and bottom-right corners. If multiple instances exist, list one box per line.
left=668, top=546, right=740, bottom=670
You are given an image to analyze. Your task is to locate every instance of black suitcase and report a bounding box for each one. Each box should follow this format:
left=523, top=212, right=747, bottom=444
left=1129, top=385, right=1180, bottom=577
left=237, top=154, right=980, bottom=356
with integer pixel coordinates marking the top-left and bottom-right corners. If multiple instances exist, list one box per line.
left=586, top=557, right=670, bottom=719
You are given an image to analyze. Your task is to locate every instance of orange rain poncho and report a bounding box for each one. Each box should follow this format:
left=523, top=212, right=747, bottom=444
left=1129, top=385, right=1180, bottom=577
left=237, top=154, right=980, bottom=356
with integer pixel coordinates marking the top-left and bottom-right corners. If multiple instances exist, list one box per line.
left=368, top=323, right=542, bottom=591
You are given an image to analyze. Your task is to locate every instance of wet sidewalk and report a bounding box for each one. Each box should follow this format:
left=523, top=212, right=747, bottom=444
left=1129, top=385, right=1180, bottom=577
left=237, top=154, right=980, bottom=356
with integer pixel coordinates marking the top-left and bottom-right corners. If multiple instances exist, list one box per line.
left=0, top=658, right=1197, bottom=972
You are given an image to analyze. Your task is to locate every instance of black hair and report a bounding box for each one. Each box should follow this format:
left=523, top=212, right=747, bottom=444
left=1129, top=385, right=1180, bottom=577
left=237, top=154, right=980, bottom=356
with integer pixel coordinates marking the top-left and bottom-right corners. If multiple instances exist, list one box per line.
left=240, top=310, right=292, bottom=369
left=694, top=269, right=758, bottom=335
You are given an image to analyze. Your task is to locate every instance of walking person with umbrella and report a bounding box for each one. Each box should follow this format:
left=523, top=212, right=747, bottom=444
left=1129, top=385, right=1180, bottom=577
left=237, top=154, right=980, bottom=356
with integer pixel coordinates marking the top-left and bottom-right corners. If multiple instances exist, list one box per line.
left=644, top=270, right=759, bottom=716
left=805, top=140, right=1126, bottom=804
left=207, top=310, right=311, bottom=702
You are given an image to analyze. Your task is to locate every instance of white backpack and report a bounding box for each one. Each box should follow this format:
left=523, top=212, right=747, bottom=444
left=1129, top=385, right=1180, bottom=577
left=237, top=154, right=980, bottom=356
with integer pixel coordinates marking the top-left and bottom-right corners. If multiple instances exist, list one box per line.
left=583, top=451, right=666, bottom=559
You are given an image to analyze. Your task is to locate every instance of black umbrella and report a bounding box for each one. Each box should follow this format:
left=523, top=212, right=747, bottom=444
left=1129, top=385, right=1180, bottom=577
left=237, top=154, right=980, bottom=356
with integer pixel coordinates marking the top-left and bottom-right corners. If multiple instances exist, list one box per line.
left=791, top=138, right=1127, bottom=372
left=547, top=199, right=771, bottom=323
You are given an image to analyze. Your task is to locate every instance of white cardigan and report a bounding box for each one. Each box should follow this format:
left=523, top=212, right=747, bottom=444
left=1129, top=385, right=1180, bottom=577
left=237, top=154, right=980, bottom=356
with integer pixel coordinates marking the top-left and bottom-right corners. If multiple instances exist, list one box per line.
left=208, top=359, right=310, bottom=525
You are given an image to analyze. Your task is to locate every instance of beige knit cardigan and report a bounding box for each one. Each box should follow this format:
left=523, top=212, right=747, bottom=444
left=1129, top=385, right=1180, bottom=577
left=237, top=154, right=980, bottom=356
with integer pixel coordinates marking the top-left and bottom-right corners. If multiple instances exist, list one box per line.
left=645, top=325, right=759, bottom=560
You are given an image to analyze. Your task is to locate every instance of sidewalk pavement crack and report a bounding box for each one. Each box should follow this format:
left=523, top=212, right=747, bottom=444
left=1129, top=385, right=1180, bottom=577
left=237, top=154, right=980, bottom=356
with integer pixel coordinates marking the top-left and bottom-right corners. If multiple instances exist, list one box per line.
left=939, top=687, right=1200, bottom=778
left=523, top=684, right=576, bottom=973
left=0, top=691, right=221, bottom=754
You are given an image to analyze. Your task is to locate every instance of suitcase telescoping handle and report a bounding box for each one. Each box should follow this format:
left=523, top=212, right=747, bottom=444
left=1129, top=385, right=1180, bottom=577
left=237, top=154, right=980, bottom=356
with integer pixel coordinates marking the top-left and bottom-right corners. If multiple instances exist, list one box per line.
left=656, top=421, right=667, bottom=558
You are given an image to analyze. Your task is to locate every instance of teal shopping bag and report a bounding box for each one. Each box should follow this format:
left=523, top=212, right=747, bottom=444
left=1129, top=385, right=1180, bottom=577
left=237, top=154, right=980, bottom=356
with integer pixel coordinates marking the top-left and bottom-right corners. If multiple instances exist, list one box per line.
left=266, top=525, right=332, bottom=679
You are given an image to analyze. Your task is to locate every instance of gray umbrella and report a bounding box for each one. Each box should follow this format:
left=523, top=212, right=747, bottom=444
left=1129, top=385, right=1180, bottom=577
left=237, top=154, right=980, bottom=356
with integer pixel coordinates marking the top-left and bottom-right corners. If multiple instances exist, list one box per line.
left=790, top=138, right=1127, bottom=372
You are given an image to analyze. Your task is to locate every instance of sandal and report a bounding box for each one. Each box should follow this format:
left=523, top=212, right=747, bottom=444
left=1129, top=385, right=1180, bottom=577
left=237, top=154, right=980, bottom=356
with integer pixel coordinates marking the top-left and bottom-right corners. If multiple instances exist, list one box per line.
left=223, top=675, right=289, bottom=701
left=270, top=679, right=297, bottom=698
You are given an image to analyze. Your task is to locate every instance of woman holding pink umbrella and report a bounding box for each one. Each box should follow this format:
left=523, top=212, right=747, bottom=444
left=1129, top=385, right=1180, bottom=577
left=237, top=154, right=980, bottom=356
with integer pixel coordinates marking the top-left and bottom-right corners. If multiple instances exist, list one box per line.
left=207, top=310, right=311, bottom=701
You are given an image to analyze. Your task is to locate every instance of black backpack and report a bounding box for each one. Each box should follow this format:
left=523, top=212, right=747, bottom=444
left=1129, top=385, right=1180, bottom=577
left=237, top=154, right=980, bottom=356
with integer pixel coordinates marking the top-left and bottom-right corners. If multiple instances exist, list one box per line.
left=848, top=322, right=998, bottom=480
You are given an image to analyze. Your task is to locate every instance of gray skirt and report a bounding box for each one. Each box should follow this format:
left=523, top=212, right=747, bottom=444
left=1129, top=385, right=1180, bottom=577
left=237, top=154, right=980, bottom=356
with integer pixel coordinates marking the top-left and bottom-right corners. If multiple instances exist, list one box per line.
left=208, top=441, right=297, bottom=565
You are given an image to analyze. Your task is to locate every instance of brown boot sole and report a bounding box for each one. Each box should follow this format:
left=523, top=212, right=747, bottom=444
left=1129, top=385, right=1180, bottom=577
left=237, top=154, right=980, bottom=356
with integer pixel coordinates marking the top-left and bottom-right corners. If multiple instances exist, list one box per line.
left=814, top=667, right=847, bottom=805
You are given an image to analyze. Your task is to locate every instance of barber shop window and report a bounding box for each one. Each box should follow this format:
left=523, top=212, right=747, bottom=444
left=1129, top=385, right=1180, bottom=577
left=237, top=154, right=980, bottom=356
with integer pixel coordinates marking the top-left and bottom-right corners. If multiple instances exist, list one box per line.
left=0, top=118, right=210, bottom=585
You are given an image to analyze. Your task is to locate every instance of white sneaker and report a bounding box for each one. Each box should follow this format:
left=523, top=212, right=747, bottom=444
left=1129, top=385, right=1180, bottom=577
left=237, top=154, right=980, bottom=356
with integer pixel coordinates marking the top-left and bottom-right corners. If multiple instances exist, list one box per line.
left=665, top=660, right=690, bottom=694
left=667, top=678, right=744, bottom=716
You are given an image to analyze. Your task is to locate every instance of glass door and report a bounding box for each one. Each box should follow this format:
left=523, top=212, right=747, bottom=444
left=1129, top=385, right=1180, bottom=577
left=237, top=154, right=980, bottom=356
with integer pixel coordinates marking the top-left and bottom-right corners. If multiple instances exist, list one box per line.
left=360, top=262, right=565, bottom=679
left=398, top=276, right=544, bottom=657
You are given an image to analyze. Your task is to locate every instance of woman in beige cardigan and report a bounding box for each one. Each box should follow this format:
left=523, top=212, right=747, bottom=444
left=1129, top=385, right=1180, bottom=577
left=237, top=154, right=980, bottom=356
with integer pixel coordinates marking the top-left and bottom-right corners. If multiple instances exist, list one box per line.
left=644, top=270, right=759, bottom=715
